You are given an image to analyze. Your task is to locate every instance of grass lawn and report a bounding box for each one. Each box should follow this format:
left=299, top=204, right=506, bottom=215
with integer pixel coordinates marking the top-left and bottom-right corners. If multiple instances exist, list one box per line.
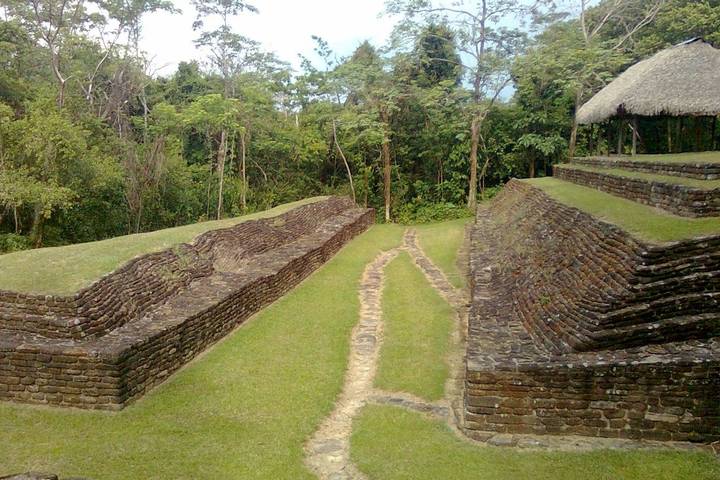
left=374, top=252, right=454, bottom=401
left=0, top=224, right=405, bottom=480
left=583, top=152, right=720, bottom=164
left=351, top=405, right=720, bottom=480
left=558, top=163, right=720, bottom=189
left=526, top=178, right=720, bottom=243
left=414, top=218, right=469, bottom=289
left=0, top=197, right=326, bottom=295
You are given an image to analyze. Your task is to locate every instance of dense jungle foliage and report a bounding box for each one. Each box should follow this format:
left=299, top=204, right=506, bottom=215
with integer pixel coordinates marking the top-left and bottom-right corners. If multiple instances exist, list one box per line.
left=0, top=0, right=719, bottom=250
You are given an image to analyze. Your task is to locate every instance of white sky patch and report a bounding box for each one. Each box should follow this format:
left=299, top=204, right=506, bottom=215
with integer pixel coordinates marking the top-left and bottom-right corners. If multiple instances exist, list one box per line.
left=140, top=0, right=397, bottom=76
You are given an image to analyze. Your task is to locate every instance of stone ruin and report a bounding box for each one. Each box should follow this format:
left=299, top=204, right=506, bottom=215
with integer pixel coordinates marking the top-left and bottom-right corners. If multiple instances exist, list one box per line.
left=464, top=156, right=720, bottom=444
left=0, top=197, right=373, bottom=410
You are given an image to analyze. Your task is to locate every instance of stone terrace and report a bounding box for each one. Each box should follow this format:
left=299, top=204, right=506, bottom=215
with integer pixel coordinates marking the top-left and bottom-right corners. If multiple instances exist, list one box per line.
left=464, top=180, right=720, bottom=443
left=555, top=155, right=720, bottom=217
left=0, top=197, right=374, bottom=410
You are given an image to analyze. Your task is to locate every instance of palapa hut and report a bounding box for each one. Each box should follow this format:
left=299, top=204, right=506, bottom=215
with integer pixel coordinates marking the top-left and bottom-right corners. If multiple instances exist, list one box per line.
left=576, top=38, right=720, bottom=155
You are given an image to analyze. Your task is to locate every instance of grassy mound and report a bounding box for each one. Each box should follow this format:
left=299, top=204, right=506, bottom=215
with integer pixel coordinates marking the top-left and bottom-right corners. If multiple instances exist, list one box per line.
left=0, top=197, right=326, bottom=295
left=526, top=178, right=720, bottom=243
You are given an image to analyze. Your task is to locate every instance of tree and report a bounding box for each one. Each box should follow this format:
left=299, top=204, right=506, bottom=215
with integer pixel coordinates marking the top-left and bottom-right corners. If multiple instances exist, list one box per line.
left=566, top=0, right=665, bottom=157
left=192, top=0, right=258, bottom=218
left=388, top=0, right=554, bottom=210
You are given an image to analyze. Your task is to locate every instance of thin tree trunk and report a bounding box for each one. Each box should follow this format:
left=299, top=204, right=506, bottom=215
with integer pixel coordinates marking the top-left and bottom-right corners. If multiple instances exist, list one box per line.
left=568, top=90, right=583, bottom=158
left=333, top=119, right=356, bottom=203
left=528, top=155, right=535, bottom=178
left=676, top=118, right=683, bottom=153
left=216, top=129, right=227, bottom=219
left=135, top=196, right=143, bottom=233
left=31, top=207, right=44, bottom=248
left=240, top=132, right=247, bottom=212
left=382, top=139, right=391, bottom=222
left=631, top=116, right=639, bottom=156
left=467, top=115, right=480, bottom=210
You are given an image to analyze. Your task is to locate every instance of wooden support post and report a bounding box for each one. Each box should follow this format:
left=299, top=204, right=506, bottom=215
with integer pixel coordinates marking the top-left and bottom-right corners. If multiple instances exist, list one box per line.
left=713, top=116, right=718, bottom=151
left=631, top=116, right=638, bottom=156
left=617, top=119, right=625, bottom=155
left=667, top=117, right=673, bottom=153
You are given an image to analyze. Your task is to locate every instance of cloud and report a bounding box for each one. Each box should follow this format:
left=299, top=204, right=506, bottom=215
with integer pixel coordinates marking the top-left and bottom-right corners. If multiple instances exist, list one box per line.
left=140, top=0, right=396, bottom=76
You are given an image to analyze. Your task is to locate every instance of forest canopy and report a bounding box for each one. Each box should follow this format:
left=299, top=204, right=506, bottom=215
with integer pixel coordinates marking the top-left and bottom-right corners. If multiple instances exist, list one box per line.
left=0, top=0, right=719, bottom=250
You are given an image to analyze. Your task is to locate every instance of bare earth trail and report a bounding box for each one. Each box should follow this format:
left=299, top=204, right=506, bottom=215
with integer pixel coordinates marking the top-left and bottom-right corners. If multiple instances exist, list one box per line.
left=305, top=229, right=469, bottom=480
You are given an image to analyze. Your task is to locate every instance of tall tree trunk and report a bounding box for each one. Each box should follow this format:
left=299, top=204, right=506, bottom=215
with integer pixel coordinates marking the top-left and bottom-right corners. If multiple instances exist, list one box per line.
left=240, top=131, right=247, bottom=212
left=528, top=155, right=536, bottom=178
left=216, top=129, right=228, bottom=219
left=333, top=120, right=356, bottom=203
left=31, top=207, right=45, bottom=248
left=631, top=116, right=639, bottom=156
left=467, top=115, right=480, bottom=211
left=382, top=139, right=391, bottom=222
left=568, top=89, right=583, bottom=158
left=380, top=109, right=392, bottom=222
left=134, top=196, right=144, bottom=234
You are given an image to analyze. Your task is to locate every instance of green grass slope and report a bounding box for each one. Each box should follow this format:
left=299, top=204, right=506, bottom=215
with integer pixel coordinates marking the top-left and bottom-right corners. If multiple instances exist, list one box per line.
left=375, top=252, right=454, bottom=401
left=526, top=178, right=720, bottom=243
left=0, top=197, right=326, bottom=295
left=0, top=224, right=404, bottom=480
left=415, top=218, right=469, bottom=289
left=351, top=405, right=720, bottom=480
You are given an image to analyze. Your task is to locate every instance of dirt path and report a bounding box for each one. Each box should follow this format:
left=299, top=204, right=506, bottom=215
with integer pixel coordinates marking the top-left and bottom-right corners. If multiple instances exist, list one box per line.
left=305, top=229, right=470, bottom=479
left=305, top=247, right=400, bottom=480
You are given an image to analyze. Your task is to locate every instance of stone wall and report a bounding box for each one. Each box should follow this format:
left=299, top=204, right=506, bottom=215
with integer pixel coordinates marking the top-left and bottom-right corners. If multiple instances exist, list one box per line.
left=0, top=197, right=374, bottom=409
left=0, top=198, right=355, bottom=340
left=464, top=180, right=720, bottom=443
left=572, top=156, right=720, bottom=180
left=554, top=165, right=720, bottom=217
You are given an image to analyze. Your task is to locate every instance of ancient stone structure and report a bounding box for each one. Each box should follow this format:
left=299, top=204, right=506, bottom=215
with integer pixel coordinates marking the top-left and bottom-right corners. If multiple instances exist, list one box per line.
left=571, top=156, right=720, bottom=180
left=554, top=163, right=720, bottom=217
left=0, top=197, right=374, bottom=410
left=464, top=180, right=720, bottom=443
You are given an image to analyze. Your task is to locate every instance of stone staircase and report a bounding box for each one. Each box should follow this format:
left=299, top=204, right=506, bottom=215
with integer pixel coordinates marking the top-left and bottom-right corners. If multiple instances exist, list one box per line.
left=463, top=172, right=720, bottom=443
left=554, top=155, right=720, bottom=217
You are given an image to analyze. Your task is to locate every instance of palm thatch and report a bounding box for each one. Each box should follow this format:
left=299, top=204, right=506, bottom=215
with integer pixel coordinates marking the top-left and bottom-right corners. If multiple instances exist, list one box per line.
left=576, top=39, right=720, bottom=125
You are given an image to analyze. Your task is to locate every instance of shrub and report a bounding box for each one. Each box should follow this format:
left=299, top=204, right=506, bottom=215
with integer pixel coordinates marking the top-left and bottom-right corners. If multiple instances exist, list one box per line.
left=395, top=202, right=472, bottom=224
left=0, top=233, right=32, bottom=253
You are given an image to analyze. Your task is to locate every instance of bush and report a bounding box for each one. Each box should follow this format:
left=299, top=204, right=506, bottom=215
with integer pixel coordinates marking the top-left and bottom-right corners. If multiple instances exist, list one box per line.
left=0, top=233, right=32, bottom=253
left=394, top=202, right=472, bottom=224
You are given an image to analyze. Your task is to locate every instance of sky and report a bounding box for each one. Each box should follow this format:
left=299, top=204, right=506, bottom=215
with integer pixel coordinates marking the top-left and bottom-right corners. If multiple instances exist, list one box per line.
left=140, top=0, right=397, bottom=76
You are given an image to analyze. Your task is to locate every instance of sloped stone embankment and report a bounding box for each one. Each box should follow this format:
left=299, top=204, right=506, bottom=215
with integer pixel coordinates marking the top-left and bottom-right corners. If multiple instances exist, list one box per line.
left=0, top=197, right=374, bottom=410
left=464, top=180, right=720, bottom=443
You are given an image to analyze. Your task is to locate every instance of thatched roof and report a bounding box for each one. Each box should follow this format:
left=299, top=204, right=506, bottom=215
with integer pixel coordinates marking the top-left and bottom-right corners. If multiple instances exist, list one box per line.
left=576, top=39, right=720, bottom=124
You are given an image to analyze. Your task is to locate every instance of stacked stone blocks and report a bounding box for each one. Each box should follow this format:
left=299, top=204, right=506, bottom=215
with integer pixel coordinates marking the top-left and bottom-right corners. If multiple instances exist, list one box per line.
left=0, top=197, right=374, bottom=410
left=464, top=180, right=720, bottom=443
